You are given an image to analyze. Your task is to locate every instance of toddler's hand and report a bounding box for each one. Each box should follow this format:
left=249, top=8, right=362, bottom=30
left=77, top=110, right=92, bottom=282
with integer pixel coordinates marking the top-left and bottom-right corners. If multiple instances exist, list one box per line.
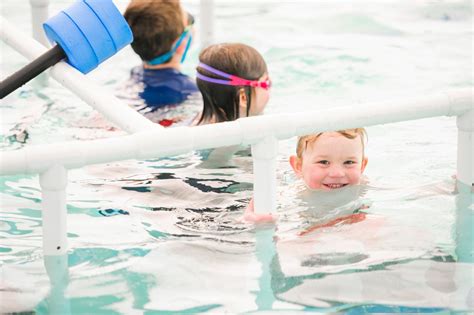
left=240, top=198, right=277, bottom=224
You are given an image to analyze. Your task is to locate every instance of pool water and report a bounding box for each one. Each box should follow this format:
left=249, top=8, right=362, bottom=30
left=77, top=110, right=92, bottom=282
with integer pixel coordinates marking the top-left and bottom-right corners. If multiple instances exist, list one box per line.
left=1, top=0, right=473, bottom=313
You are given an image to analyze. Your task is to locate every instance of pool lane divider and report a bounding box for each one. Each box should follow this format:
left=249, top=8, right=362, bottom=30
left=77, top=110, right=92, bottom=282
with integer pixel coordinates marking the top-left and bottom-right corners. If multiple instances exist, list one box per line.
left=0, top=0, right=132, bottom=99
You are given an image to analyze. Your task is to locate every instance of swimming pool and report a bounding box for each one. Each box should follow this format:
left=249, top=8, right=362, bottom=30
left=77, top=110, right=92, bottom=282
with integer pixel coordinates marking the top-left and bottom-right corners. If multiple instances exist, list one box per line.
left=1, top=0, right=473, bottom=313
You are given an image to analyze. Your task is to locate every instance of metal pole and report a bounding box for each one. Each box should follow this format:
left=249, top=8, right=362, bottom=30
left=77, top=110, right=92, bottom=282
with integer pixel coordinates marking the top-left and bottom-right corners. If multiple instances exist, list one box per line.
left=200, top=0, right=214, bottom=48
left=39, top=164, right=68, bottom=256
left=0, top=45, right=65, bottom=99
left=251, top=136, right=278, bottom=214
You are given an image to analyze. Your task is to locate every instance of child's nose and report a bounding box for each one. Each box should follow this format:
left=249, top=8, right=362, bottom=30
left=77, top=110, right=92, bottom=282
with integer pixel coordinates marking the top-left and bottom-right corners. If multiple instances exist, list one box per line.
left=328, top=166, right=345, bottom=177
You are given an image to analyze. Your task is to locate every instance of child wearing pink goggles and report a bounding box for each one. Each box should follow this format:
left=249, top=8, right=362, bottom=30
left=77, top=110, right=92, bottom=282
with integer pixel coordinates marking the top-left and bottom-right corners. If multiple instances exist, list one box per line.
left=194, top=43, right=271, bottom=125
left=196, top=62, right=271, bottom=90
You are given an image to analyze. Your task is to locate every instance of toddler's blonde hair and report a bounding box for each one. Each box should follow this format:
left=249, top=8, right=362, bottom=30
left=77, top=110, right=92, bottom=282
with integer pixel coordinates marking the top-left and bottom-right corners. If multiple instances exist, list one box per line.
left=296, top=128, right=367, bottom=159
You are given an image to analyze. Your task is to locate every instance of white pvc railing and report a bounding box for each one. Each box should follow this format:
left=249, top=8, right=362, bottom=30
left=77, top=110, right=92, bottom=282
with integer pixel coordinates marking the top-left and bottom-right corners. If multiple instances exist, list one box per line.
left=3, top=89, right=471, bottom=174
left=200, top=0, right=215, bottom=48
left=29, top=0, right=50, bottom=47
left=1, top=90, right=473, bottom=256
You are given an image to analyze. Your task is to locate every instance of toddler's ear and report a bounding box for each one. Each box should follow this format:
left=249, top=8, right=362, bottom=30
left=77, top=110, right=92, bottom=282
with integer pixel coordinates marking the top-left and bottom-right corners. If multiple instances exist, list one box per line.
left=289, top=155, right=303, bottom=177
left=361, top=157, right=368, bottom=173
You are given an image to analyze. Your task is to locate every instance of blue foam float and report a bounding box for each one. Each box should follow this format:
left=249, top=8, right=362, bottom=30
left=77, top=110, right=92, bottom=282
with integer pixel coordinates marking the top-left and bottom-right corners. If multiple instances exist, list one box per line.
left=1, top=0, right=133, bottom=99
left=43, top=0, right=133, bottom=74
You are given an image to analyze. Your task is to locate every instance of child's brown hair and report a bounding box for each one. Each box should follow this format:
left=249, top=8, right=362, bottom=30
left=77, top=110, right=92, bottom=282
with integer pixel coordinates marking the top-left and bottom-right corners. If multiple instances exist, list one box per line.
left=124, top=0, right=184, bottom=62
left=196, top=43, right=268, bottom=123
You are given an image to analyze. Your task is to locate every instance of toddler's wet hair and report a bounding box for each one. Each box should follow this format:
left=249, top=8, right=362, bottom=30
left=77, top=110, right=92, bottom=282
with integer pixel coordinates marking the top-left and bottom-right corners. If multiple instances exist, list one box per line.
left=296, top=128, right=367, bottom=158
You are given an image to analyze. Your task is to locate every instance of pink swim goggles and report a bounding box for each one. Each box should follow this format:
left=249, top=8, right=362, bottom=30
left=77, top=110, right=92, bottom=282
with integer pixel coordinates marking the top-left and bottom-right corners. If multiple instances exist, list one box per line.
left=196, top=62, right=271, bottom=90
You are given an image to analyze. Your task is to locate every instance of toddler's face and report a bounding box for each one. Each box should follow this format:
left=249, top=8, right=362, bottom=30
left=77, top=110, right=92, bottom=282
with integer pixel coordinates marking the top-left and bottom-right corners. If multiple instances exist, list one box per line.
left=290, top=132, right=368, bottom=191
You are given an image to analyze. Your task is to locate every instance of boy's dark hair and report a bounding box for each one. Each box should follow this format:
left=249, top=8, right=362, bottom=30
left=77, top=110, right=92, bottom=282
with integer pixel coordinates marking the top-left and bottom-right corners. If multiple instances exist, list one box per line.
left=124, top=0, right=184, bottom=62
left=196, top=43, right=267, bottom=124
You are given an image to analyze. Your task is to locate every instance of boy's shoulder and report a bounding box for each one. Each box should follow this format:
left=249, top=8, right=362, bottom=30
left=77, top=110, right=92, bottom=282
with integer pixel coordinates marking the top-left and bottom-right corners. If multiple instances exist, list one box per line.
left=131, top=66, right=197, bottom=92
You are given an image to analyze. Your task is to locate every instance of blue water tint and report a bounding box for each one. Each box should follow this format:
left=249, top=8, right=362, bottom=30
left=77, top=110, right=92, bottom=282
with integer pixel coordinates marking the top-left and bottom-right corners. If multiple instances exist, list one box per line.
left=68, top=247, right=150, bottom=268
left=123, top=248, right=150, bottom=257
left=143, top=304, right=222, bottom=314
left=345, top=304, right=446, bottom=314
left=67, top=204, right=111, bottom=217
left=2, top=220, right=33, bottom=235
left=17, top=207, right=42, bottom=218
left=454, top=187, right=473, bottom=263
left=36, top=296, right=124, bottom=315
left=147, top=229, right=170, bottom=240
left=69, top=248, right=119, bottom=268
left=0, top=175, right=41, bottom=203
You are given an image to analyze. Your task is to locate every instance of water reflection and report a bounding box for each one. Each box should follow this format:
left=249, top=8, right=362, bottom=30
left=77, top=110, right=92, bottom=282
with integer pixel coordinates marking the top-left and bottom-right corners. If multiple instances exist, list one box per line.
left=455, top=181, right=473, bottom=263
left=255, top=227, right=277, bottom=310
left=128, top=239, right=261, bottom=313
left=278, top=259, right=473, bottom=311
left=43, top=255, right=70, bottom=315
left=269, top=181, right=473, bottom=312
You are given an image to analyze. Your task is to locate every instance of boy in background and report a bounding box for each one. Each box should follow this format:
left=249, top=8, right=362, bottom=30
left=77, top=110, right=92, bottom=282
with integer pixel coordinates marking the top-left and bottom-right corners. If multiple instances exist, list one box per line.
left=122, top=0, right=200, bottom=127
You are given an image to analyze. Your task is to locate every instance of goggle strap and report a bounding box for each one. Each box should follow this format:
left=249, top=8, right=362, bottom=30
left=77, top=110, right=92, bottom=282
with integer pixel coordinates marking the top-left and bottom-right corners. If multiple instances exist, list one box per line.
left=196, top=73, right=234, bottom=86
left=148, top=29, right=190, bottom=66
left=198, top=63, right=232, bottom=79
left=197, top=62, right=270, bottom=89
left=180, top=33, right=192, bottom=63
left=230, top=76, right=256, bottom=87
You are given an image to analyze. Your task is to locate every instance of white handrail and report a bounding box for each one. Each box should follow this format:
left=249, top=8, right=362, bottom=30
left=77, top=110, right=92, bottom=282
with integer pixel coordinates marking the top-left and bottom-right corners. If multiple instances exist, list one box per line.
left=1, top=88, right=472, bottom=176
left=0, top=16, right=159, bottom=134
left=200, top=0, right=214, bottom=48
left=29, top=0, right=50, bottom=47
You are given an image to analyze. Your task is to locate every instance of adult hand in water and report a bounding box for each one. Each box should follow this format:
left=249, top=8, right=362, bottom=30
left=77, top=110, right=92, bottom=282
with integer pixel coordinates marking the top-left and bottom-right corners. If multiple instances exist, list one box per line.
left=241, top=198, right=277, bottom=224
